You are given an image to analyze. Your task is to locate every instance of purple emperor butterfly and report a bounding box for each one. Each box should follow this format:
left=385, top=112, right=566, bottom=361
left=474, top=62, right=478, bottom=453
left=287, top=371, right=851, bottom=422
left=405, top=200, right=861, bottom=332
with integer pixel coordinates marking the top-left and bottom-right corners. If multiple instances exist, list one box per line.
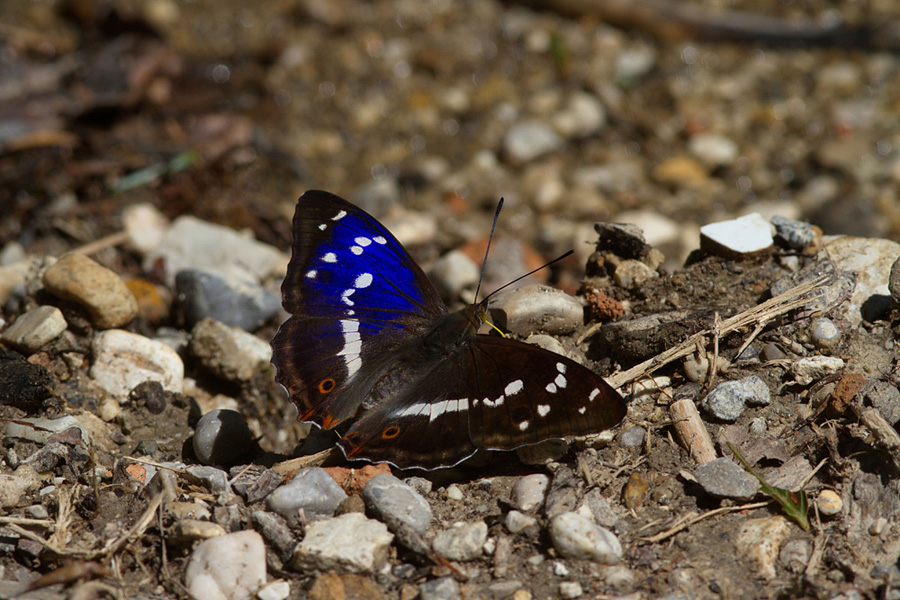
left=271, top=190, right=626, bottom=469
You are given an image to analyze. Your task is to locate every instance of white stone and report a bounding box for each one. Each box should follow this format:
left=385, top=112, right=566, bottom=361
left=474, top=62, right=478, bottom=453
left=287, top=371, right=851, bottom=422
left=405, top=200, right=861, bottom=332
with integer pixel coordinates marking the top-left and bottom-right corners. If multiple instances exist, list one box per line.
left=122, top=203, right=170, bottom=256
left=1, top=305, right=67, bottom=352
left=503, top=121, right=564, bottom=164
left=432, top=521, right=488, bottom=561
left=549, top=512, right=622, bottom=564
left=256, top=580, right=291, bottom=600
left=90, top=329, right=184, bottom=398
left=735, top=516, right=792, bottom=580
left=827, top=237, right=900, bottom=327
left=184, top=530, right=266, bottom=600
left=700, top=213, right=774, bottom=256
left=510, top=474, right=550, bottom=512
left=792, top=356, right=844, bottom=386
left=688, top=133, right=739, bottom=167
left=292, top=512, right=393, bottom=574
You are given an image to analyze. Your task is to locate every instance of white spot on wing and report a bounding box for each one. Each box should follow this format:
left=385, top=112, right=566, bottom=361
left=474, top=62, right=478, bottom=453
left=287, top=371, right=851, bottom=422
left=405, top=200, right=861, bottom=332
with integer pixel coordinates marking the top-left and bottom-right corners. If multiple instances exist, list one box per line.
left=332, top=210, right=347, bottom=221
left=589, top=388, right=600, bottom=402
left=578, top=406, right=587, bottom=414
left=537, top=404, right=550, bottom=417
left=318, top=224, right=327, bottom=231
left=373, top=236, right=387, bottom=244
left=350, top=246, right=363, bottom=255
left=557, top=362, right=566, bottom=373
left=341, top=289, right=355, bottom=306
left=338, top=319, right=361, bottom=379
left=355, top=273, right=373, bottom=288
left=306, top=269, right=317, bottom=279
left=483, top=395, right=504, bottom=408
left=354, top=237, right=372, bottom=247
left=518, top=420, right=530, bottom=431
left=546, top=383, right=558, bottom=394
left=505, top=380, right=524, bottom=396
left=322, top=252, right=337, bottom=263
left=554, top=373, right=567, bottom=389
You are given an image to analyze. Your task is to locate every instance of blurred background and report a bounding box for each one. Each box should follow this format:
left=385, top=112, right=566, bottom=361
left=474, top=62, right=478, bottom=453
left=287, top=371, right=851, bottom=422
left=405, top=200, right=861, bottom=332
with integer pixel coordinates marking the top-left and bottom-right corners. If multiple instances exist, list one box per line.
left=2, top=0, right=899, bottom=273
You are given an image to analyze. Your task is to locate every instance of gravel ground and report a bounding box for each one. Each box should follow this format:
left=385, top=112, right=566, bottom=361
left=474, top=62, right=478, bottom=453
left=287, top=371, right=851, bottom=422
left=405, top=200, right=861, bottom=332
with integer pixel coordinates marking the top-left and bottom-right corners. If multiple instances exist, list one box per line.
left=3, top=1, right=900, bottom=599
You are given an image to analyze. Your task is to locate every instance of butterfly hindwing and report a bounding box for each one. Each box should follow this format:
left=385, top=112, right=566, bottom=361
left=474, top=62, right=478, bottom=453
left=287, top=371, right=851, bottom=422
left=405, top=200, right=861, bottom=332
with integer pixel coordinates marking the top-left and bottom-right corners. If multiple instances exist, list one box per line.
left=272, top=190, right=448, bottom=429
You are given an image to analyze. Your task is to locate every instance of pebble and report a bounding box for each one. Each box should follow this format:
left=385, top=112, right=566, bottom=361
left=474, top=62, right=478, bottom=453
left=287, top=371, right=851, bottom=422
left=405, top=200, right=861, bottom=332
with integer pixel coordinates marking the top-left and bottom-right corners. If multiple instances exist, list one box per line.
left=735, top=516, right=792, bottom=579
left=122, top=202, right=169, bottom=256
left=558, top=581, right=583, bottom=599
left=419, top=577, right=462, bottom=600
left=510, top=474, right=551, bottom=512
left=699, top=213, right=774, bottom=259
left=362, top=473, right=432, bottom=535
left=816, top=489, right=843, bottom=516
left=169, top=519, right=227, bottom=546
left=256, top=580, right=290, bottom=600
left=230, top=465, right=282, bottom=504
left=185, top=465, right=231, bottom=494
left=0, top=305, right=67, bottom=352
left=694, top=457, right=760, bottom=501
left=618, top=426, right=646, bottom=449
left=612, top=259, right=657, bottom=289
left=810, top=317, right=841, bottom=353
left=427, top=249, right=480, bottom=301
left=621, top=472, right=650, bottom=509
left=0, top=259, right=30, bottom=305
left=308, top=573, right=383, bottom=600
left=890, top=257, right=900, bottom=306
left=445, top=484, right=464, bottom=501
left=615, top=45, right=656, bottom=82
left=42, top=253, right=139, bottom=329
left=189, top=318, right=272, bottom=382
left=502, top=121, right=564, bottom=164
left=144, top=215, right=287, bottom=287
left=266, top=467, right=348, bottom=522
left=192, top=409, right=255, bottom=466
left=184, top=530, right=266, bottom=600
left=6, top=415, right=90, bottom=445
left=251, top=511, right=297, bottom=563
left=524, top=334, right=566, bottom=355
left=771, top=215, right=820, bottom=252
left=292, top=512, right=393, bottom=574
left=652, top=156, right=708, bottom=188
left=573, top=161, right=643, bottom=193
left=701, top=376, right=770, bottom=422
left=431, top=521, right=488, bottom=561
left=90, top=329, right=184, bottom=398
left=826, top=237, right=900, bottom=324
left=551, top=91, right=606, bottom=139
left=779, top=539, right=812, bottom=574
left=548, top=512, right=622, bottom=564
left=688, top=133, right=739, bottom=168
left=505, top=510, right=539, bottom=534
left=381, top=209, right=438, bottom=248
left=489, top=284, right=583, bottom=336
left=176, top=269, right=281, bottom=331
left=792, top=356, right=845, bottom=386
left=863, top=381, right=900, bottom=426
left=403, top=476, right=433, bottom=496
left=0, top=466, right=40, bottom=509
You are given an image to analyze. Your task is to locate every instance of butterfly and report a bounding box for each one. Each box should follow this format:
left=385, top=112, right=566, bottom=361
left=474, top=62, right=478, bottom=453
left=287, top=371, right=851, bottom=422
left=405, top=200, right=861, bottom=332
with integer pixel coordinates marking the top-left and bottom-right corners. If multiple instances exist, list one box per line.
left=271, top=190, right=626, bottom=470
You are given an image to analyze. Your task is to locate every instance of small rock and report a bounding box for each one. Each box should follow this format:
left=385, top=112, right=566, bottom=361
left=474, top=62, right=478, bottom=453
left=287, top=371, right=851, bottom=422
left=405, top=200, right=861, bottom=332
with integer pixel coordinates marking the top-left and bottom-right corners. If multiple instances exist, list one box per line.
left=558, top=581, right=583, bottom=599
left=510, top=474, right=550, bottom=512
left=502, top=121, right=564, bottom=164
left=381, top=208, right=437, bottom=248
left=193, top=409, right=255, bottom=466
left=42, top=253, right=138, bottom=328
left=445, top=484, right=464, bottom=501
left=427, top=250, right=480, bottom=301
left=167, top=500, right=213, bottom=521
left=694, top=457, right=760, bottom=501
left=809, top=317, right=841, bottom=353
left=618, top=426, right=645, bottom=448
left=6, top=415, right=90, bottom=445
left=551, top=91, right=606, bottom=139
left=266, top=467, right=347, bottom=522
left=251, top=511, right=297, bottom=563
left=0, top=348, right=54, bottom=410
left=826, top=237, right=900, bottom=325
left=489, top=284, right=583, bottom=336
left=0, top=466, right=40, bottom=508
left=735, top=516, right=792, bottom=579
left=292, top=512, right=393, bottom=574
left=701, top=376, right=770, bottom=421
left=1, top=305, right=67, bottom=352
left=548, top=512, right=622, bottom=564
left=652, top=156, right=708, bottom=188
left=432, top=521, right=488, bottom=561
left=144, top=215, right=286, bottom=287
left=184, top=530, right=266, bottom=600
left=362, top=473, right=432, bottom=536
left=169, top=519, right=227, bottom=545
left=761, top=342, right=787, bottom=361
left=602, top=565, right=635, bottom=588
left=189, top=318, right=272, bottom=382
left=816, top=489, right=843, bottom=516
left=614, top=45, right=656, bottom=82
left=524, top=334, right=565, bottom=354
left=403, top=476, right=433, bottom=496
left=176, top=269, right=281, bottom=331
left=308, top=573, right=383, bottom=600
left=890, top=257, right=900, bottom=306
left=257, top=580, right=291, bottom=600
left=612, top=259, right=657, bottom=289
left=792, top=356, right=844, bottom=386
left=771, top=215, right=821, bottom=253
left=621, top=472, right=650, bottom=509
left=122, top=202, right=169, bottom=256
left=516, top=439, right=569, bottom=466
left=700, top=213, right=774, bottom=259
left=505, top=510, right=539, bottom=534
left=780, top=539, right=811, bottom=574
left=230, top=466, right=282, bottom=504
left=90, top=329, right=184, bottom=398
left=185, top=466, right=231, bottom=494
left=863, top=381, right=900, bottom=426
left=688, top=133, right=739, bottom=168
left=419, top=576, right=462, bottom=600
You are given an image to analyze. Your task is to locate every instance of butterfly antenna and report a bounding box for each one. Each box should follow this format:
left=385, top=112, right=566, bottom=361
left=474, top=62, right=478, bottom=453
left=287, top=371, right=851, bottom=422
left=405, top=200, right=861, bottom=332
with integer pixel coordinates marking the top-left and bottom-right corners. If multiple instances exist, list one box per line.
left=481, top=249, right=575, bottom=305
left=473, top=197, right=504, bottom=302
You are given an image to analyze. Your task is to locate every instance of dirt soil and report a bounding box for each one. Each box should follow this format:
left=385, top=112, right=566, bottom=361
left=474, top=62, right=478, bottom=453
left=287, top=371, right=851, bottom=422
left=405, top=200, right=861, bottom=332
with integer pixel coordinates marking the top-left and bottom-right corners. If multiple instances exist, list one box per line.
left=3, top=0, right=900, bottom=599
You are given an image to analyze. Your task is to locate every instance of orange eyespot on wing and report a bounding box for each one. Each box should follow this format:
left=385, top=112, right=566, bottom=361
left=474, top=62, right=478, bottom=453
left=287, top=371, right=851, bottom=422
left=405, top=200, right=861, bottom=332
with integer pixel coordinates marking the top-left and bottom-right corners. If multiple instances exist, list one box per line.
left=318, top=378, right=336, bottom=394
left=381, top=425, right=401, bottom=439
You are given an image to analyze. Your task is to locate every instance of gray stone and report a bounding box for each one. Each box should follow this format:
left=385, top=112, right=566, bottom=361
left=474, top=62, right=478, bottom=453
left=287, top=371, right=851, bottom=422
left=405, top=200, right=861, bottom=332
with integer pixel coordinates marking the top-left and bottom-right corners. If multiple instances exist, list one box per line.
left=193, top=409, right=255, bottom=466
left=0, top=305, right=67, bottom=352
left=702, top=376, right=770, bottom=421
left=552, top=91, right=606, bottom=139
left=185, top=466, right=231, bottom=494
left=548, top=512, right=622, bottom=564
left=292, top=512, right=393, bottom=574
left=90, top=329, right=184, bottom=398
left=489, top=284, right=584, bottom=336
left=771, top=215, right=819, bottom=251
left=427, top=249, right=480, bottom=301
left=863, top=381, right=900, bottom=426
left=688, top=133, right=739, bottom=168
left=618, top=426, right=646, bottom=448
left=403, top=476, right=433, bottom=496
left=144, top=215, right=286, bottom=287
left=42, top=253, right=138, bottom=329
left=419, top=576, right=462, bottom=600
left=502, top=121, right=564, bottom=164
left=779, top=539, right=811, bottom=573
left=694, top=457, right=760, bottom=501
left=809, top=317, right=841, bottom=353
left=362, top=473, right=432, bottom=535
left=251, top=511, right=297, bottom=563
left=510, top=473, right=550, bottom=512
left=559, top=581, right=584, bottom=599
left=176, top=269, right=281, bottom=331
left=189, top=318, right=272, bottom=382
left=266, top=467, right=347, bottom=522
left=505, top=510, right=539, bottom=534
left=230, top=465, right=282, bottom=504
left=431, top=521, right=487, bottom=561
left=184, top=530, right=266, bottom=600
left=890, top=256, right=900, bottom=306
